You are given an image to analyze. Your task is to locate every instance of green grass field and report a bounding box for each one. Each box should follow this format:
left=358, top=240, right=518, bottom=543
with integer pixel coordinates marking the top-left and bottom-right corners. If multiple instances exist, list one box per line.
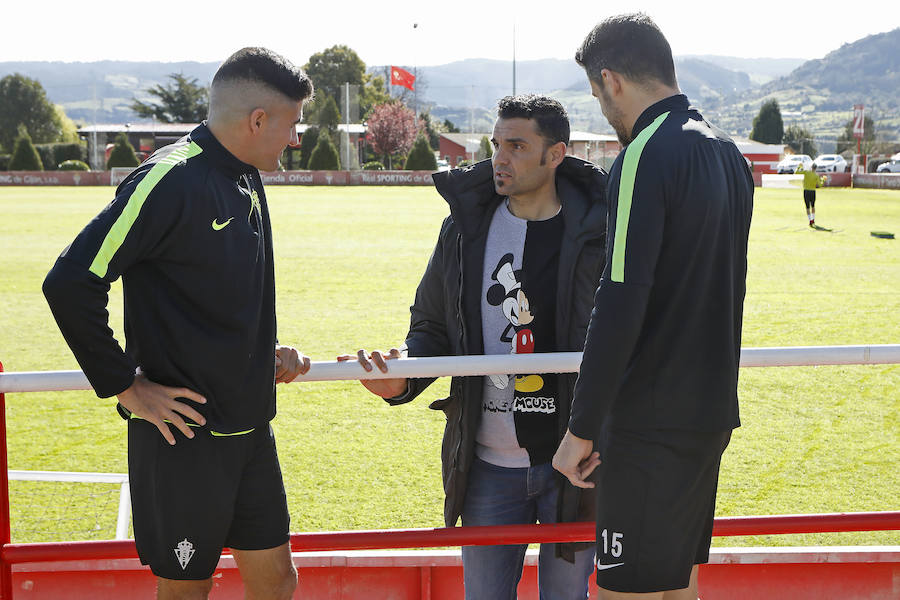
left=0, top=185, right=898, bottom=548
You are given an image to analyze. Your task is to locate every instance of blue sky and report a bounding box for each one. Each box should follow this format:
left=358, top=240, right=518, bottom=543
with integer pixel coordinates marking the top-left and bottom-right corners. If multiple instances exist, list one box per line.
left=6, top=1, right=898, bottom=66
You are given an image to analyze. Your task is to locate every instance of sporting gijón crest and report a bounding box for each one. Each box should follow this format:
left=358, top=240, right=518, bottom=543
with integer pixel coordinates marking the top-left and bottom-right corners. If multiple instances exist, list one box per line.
left=175, top=538, right=195, bottom=570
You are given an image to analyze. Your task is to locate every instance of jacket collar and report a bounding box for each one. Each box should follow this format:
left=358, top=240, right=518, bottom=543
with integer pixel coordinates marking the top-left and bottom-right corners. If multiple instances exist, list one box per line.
left=432, top=156, right=607, bottom=240
left=188, top=122, right=258, bottom=179
left=631, top=94, right=690, bottom=141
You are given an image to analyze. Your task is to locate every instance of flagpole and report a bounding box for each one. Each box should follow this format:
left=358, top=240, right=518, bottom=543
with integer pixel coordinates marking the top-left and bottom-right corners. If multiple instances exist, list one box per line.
left=413, top=23, right=419, bottom=119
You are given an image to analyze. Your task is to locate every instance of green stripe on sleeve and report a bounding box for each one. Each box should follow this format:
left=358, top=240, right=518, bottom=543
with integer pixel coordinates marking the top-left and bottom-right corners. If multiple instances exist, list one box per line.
left=610, top=112, right=669, bottom=283
left=89, top=142, right=203, bottom=278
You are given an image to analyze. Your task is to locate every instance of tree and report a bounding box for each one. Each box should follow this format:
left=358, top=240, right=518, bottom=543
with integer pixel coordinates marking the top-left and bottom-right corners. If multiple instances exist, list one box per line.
left=304, top=45, right=392, bottom=121
left=107, top=133, right=139, bottom=169
left=365, top=102, right=417, bottom=169
left=419, top=112, right=443, bottom=150
left=54, top=105, right=79, bottom=143
left=304, top=46, right=366, bottom=107
left=308, top=134, right=341, bottom=170
left=315, top=95, right=342, bottom=132
left=750, top=99, right=784, bottom=144
left=837, top=116, right=877, bottom=155
left=0, top=74, right=63, bottom=152
left=131, top=73, right=208, bottom=123
left=478, top=135, right=493, bottom=161
left=8, top=127, right=43, bottom=170
left=405, top=134, right=437, bottom=170
left=783, top=125, right=818, bottom=158
left=360, top=73, right=391, bottom=118
left=298, top=127, right=320, bottom=169
left=443, top=119, right=460, bottom=133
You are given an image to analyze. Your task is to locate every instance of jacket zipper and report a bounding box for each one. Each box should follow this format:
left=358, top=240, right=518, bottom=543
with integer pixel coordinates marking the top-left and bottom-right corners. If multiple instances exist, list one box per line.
left=452, top=232, right=465, bottom=466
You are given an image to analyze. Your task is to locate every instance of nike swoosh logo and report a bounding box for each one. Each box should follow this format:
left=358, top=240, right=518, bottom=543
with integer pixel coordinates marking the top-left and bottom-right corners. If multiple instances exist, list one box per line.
left=212, top=217, right=234, bottom=231
left=596, top=562, right=625, bottom=571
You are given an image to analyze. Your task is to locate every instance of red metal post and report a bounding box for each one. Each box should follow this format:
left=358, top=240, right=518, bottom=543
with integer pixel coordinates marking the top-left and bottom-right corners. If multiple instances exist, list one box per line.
left=0, top=361, right=12, bottom=599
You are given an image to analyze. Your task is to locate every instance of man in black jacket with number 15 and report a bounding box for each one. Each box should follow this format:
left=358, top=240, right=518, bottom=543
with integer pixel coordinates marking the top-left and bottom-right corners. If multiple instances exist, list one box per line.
left=553, top=13, right=754, bottom=600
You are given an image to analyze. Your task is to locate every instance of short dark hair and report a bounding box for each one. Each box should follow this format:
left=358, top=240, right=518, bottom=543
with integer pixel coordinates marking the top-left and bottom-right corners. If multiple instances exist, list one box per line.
left=496, top=94, right=570, bottom=147
left=575, top=13, right=677, bottom=88
left=212, top=47, right=313, bottom=102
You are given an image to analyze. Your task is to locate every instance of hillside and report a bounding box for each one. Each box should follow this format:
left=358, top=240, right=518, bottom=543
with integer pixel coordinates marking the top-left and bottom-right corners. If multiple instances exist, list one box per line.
left=681, top=56, right=806, bottom=85
left=703, top=28, right=900, bottom=140
left=0, top=61, right=218, bottom=124
left=394, top=56, right=781, bottom=133
left=1, top=28, right=896, bottom=144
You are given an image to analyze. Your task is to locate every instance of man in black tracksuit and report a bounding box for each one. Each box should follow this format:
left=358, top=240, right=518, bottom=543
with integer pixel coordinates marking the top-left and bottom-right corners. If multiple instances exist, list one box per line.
left=553, top=14, right=754, bottom=599
left=348, top=95, right=608, bottom=599
left=43, top=48, right=313, bottom=599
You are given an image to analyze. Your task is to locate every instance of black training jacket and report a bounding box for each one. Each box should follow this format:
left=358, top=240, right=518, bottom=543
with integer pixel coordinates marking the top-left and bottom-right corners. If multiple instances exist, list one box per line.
left=43, top=123, right=278, bottom=433
left=390, top=157, right=608, bottom=558
left=569, top=95, right=754, bottom=438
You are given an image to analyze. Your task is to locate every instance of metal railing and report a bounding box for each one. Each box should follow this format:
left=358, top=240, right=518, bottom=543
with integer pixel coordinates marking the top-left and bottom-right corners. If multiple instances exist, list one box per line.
left=0, top=344, right=898, bottom=598
left=2, top=345, right=899, bottom=393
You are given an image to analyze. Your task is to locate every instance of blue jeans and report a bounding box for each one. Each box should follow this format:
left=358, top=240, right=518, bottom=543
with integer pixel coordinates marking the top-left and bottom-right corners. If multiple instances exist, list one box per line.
left=461, top=457, right=595, bottom=600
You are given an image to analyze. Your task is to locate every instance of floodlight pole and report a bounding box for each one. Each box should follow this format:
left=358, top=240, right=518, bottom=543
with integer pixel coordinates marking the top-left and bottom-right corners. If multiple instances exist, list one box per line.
left=512, top=22, right=517, bottom=96
left=345, top=82, right=351, bottom=170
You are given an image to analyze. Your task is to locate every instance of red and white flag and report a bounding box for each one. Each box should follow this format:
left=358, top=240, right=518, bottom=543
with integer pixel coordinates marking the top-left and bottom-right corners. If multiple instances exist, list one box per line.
left=390, top=66, right=415, bottom=90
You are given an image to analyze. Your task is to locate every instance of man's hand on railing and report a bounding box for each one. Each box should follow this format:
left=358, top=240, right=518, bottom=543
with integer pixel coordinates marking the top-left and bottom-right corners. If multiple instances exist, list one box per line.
left=275, top=344, right=311, bottom=383
left=337, top=348, right=409, bottom=399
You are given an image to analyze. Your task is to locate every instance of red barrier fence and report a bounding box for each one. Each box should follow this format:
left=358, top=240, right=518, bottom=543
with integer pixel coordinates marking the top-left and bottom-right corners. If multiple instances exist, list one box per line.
left=3, top=170, right=898, bottom=188
left=0, top=170, right=439, bottom=187
left=3, top=511, right=898, bottom=566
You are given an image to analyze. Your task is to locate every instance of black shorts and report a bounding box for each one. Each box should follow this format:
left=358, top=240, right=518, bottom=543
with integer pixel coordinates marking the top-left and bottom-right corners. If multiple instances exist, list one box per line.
left=804, top=189, right=816, bottom=207
left=593, top=427, right=731, bottom=593
left=128, top=419, right=290, bottom=580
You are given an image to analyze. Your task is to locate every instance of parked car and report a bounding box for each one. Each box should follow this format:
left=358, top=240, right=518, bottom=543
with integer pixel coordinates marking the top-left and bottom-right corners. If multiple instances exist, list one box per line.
left=436, top=158, right=451, bottom=172
left=812, top=154, right=848, bottom=173
left=775, top=154, right=813, bottom=174
left=876, top=159, right=900, bottom=173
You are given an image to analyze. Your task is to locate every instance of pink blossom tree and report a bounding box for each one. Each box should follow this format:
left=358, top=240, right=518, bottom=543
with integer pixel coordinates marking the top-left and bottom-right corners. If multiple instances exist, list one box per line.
left=365, top=102, right=417, bottom=169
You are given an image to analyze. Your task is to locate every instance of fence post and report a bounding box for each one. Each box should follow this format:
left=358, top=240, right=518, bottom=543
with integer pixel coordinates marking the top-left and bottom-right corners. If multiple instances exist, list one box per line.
left=0, top=361, right=12, bottom=599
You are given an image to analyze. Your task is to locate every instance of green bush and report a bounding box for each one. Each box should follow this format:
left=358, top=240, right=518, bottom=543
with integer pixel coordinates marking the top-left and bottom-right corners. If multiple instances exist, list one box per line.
left=404, top=134, right=438, bottom=171
left=362, top=161, right=384, bottom=170
left=32, top=143, right=87, bottom=171
left=58, top=159, right=90, bottom=171
left=280, top=148, right=302, bottom=170
left=308, top=134, right=340, bottom=170
left=34, top=144, right=56, bottom=170
left=9, top=129, right=43, bottom=171
left=0, top=154, right=9, bottom=171
left=54, top=143, right=86, bottom=165
left=106, top=133, right=139, bottom=169
left=298, top=127, right=319, bottom=169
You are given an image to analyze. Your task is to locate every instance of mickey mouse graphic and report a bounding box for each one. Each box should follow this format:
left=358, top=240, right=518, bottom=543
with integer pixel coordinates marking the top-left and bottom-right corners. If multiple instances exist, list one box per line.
left=486, top=253, right=540, bottom=391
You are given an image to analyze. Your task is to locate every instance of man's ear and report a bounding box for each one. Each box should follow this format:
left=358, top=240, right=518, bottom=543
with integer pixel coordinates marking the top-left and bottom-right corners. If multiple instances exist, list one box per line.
left=601, top=69, right=625, bottom=97
left=547, top=141, right=567, bottom=169
left=248, top=107, right=267, bottom=135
